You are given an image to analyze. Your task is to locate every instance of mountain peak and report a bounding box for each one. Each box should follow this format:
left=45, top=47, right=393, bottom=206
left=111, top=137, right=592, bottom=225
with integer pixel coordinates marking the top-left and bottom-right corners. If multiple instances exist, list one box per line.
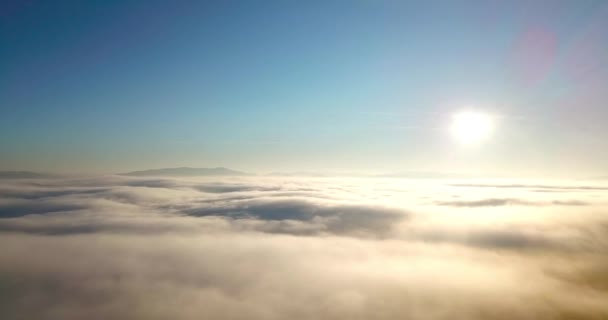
left=120, top=167, right=251, bottom=177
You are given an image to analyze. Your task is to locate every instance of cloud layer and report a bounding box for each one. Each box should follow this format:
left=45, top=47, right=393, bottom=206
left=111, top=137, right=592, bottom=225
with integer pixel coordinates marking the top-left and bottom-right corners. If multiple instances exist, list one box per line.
left=0, top=175, right=607, bottom=319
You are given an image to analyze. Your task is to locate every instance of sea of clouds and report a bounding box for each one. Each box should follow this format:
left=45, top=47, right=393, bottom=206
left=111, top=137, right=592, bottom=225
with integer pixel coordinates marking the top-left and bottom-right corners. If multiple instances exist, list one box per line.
left=0, top=175, right=607, bottom=319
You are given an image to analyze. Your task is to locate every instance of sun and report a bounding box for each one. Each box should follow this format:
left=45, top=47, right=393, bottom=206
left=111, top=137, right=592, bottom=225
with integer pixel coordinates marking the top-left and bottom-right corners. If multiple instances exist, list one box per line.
left=450, top=111, right=494, bottom=145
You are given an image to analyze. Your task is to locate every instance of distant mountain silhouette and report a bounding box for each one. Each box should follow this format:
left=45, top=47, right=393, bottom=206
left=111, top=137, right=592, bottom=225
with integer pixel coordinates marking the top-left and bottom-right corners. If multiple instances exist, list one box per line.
left=121, top=167, right=251, bottom=177
left=0, top=171, right=55, bottom=179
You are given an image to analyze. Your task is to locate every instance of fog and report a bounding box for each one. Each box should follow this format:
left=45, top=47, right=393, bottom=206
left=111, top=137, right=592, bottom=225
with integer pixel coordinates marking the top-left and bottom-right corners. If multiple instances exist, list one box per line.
left=1, top=176, right=607, bottom=319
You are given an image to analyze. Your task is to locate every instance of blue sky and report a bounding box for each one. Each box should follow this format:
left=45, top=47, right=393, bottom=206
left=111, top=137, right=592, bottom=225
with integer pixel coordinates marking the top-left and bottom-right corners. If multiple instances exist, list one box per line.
left=1, top=0, right=608, bottom=176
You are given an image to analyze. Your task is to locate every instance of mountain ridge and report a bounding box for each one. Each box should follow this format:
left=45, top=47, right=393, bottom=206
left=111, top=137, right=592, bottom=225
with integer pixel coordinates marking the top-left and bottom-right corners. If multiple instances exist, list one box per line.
left=120, top=167, right=252, bottom=177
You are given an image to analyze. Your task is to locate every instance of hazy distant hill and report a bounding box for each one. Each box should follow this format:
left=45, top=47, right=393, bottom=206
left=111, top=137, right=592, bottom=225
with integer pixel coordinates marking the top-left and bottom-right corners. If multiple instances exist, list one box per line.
left=0, top=171, right=55, bottom=179
left=121, top=167, right=251, bottom=177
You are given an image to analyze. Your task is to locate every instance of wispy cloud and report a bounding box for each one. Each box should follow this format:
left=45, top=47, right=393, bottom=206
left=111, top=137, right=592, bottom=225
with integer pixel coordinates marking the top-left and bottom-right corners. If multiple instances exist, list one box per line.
left=435, top=198, right=588, bottom=207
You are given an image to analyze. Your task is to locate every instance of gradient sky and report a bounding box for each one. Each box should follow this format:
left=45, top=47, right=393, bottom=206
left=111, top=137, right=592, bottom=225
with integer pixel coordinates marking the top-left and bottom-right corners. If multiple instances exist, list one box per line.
left=2, top=0, right=608, bottom=176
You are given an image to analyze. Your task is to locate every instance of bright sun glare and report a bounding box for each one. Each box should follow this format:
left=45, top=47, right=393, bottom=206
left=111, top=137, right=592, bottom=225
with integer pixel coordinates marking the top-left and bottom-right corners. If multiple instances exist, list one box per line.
left=450, top=111, right=494, bottom=145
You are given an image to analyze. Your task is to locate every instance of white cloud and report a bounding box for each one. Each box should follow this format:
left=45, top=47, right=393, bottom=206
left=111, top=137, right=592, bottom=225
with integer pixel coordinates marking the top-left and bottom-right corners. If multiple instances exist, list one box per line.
left=0, top=176, right=607, bottom=319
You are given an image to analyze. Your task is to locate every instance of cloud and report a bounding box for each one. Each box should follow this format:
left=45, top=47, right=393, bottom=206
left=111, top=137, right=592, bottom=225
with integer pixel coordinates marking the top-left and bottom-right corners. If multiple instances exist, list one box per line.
left=194, top=184, right=281, bottom=193
left=0, top=199, right=86, bottom=217
left=0, top=176, right=608, bottom=319
left=449, top=183, right=608, bottom=191
left=0, top=186, right=107, bottom=200
left=183, top=199, right=406, bottom=237
left=552, top=200, right=588, bottom=206
left=435, top=198, right=534, bottom=207
left=435, top=198, right=588, bottom=207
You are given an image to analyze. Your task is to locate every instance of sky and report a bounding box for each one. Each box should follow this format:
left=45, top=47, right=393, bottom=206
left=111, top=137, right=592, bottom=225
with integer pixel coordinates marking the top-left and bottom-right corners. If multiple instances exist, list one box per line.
left=2, top=0, right=608, bottom=176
